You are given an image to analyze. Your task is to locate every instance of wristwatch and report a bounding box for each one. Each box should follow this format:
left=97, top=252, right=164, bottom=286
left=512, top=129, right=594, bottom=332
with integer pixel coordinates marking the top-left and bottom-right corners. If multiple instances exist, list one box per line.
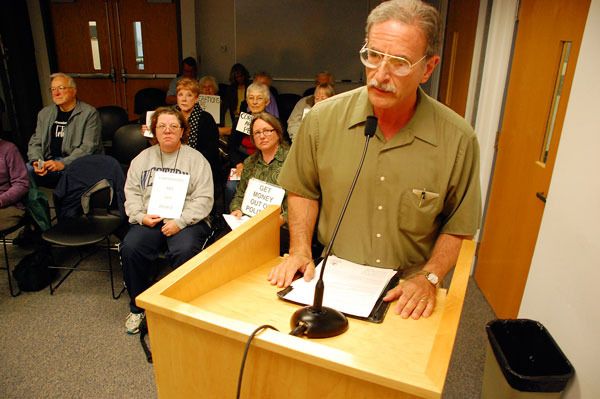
left=411, top=270, right=440, bottom=287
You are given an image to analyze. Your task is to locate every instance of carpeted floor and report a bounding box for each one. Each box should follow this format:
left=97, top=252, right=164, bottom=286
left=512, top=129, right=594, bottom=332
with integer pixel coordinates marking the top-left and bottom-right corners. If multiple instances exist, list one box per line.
left=0, top=237, right=495, bottom=399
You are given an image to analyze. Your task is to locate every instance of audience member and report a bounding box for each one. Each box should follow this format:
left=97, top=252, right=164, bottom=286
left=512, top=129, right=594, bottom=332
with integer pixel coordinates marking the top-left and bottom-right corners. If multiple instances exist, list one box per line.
left=287, top=83, right=335, bottom=142
left=225, top=82, right=272, bottom=207
left=225, top=63, right=251, bottom=125
left=302, top=71, right=335, bottom=97
left=229, top=112, right=289, bottom=253
left=198, top=75, right=231, bottom=135
left=121, top=107, right=213, bottom=334
left=166, top=57, right=199, bottom=105
left=253, top=71, right=279, bottom=118
left=0, top=138, right=29, bottom=231
left=27, top=72, right=102, bottom=188
left=174, top=77, right=222, bottom=211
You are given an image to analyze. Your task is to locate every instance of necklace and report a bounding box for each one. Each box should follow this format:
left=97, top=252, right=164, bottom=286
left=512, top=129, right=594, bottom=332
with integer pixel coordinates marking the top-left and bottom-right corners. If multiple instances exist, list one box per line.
left=159, top=145, right=181, bottom=170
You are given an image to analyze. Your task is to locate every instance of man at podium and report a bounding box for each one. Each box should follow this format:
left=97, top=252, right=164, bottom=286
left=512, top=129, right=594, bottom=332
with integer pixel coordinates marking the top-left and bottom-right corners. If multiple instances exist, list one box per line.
left=272, top=0, right=481, bottom=320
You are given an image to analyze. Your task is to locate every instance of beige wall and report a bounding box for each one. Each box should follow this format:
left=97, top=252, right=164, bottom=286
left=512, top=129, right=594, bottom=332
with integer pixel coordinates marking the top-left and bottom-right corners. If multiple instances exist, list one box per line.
left=519, top=1, right=600, bottom=397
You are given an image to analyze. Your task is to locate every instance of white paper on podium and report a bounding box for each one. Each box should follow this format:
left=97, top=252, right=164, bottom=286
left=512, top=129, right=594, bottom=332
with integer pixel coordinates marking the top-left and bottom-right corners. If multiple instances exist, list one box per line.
left=282, top=256, right=397, bottom=318
left=223, top=214, right=251, bottom=230
left=147, top=171, right=190, bottom=219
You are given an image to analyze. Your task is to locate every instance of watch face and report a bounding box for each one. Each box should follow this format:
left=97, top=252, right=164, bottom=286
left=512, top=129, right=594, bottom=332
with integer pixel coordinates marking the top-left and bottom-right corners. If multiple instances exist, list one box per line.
left=427, top=272, right=439, bottom=285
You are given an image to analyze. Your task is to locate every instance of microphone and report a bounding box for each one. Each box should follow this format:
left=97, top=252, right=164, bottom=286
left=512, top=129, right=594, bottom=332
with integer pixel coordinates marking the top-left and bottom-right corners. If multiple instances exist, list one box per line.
left=290, top=116, right=378, bottom=338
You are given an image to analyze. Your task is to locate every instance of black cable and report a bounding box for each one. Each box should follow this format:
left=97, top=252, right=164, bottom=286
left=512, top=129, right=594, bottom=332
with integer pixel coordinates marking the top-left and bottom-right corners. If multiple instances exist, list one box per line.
left=236, top=324, right=279, bottom=399
left=289, top=321, right=309, bottom=337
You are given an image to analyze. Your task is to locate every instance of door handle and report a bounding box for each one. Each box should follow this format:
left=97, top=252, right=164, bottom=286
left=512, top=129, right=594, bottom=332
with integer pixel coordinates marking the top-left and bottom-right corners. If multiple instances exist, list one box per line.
left=536, top=192, right=547, bottom=204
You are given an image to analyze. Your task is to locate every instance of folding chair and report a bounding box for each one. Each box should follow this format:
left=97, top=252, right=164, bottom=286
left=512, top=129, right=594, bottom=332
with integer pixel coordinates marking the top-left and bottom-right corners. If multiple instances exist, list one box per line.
left=42, top=179, right=125, bottom=298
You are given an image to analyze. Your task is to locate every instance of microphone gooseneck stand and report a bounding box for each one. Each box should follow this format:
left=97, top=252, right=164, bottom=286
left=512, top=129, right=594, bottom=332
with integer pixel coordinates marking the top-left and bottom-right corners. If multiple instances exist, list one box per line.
left=290, top=116, right=378, bottom=338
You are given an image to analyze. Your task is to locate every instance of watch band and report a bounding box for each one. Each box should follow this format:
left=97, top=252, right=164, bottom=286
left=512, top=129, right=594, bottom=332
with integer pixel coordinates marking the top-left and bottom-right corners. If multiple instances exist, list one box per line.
left=408, top=270, right=440, bottom=287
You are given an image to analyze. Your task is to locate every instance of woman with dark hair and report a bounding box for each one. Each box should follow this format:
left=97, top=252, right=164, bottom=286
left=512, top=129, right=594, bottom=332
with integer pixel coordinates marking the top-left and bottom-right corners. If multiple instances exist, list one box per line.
left=230, top=112, right=289, bottom=253
left=226, top=63, right=251, bottom=124
left=121, top=107, right=213, bottom=334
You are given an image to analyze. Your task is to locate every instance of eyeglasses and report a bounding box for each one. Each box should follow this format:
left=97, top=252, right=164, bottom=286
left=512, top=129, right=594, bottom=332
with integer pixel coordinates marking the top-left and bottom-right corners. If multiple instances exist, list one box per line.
left=359, top=43, right=427, bottom=77
left=252, top=128, right=276, bottom=137
left=156, top=123, right=182, bottom=131
left=50, top=85, right=73, bottom=93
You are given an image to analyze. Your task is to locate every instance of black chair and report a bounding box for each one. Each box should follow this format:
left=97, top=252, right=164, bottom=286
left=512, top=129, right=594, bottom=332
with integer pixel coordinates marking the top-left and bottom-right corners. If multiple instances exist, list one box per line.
left=98, top=105, right=129, bottom=153
left=133, top=88, right=165, bottom=123
left=112, top=124, right=150, bottom=173
left=42, top=178, right=125, bottom=298
left=1, top=218, right=25, bottom=297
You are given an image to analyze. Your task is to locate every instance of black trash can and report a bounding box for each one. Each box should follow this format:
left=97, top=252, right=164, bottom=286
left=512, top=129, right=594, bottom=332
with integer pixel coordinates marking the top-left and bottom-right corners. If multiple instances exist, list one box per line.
left=481, top=319, right=574, bottom=398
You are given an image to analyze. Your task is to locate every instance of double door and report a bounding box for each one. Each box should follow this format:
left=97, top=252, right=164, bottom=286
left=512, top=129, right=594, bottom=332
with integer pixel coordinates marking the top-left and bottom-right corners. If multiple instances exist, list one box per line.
left=48, top=0, right=179, bottom=119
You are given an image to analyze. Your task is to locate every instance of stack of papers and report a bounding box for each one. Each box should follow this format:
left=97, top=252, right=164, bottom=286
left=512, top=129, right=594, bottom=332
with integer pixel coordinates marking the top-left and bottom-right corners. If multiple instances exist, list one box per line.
left=281, top=256, right=397, bottom=318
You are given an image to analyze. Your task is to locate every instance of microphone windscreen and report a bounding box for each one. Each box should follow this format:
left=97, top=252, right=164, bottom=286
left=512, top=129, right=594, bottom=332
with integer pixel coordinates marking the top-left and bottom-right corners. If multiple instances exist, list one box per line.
left=365, top=116, right=378, bottom=137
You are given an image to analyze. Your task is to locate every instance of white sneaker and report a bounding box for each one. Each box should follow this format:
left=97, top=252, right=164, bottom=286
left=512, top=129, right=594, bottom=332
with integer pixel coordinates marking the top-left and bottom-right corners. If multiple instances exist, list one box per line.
left=125, top=312, right=145, bottom=334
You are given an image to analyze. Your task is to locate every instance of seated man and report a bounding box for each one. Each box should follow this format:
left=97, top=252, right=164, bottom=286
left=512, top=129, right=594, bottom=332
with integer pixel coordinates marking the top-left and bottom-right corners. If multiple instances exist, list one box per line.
left=27, top=72, right=102, bottom=188
left=0, top=138, right=29, bottom=231
left=165, top=56, right=199, bottom=105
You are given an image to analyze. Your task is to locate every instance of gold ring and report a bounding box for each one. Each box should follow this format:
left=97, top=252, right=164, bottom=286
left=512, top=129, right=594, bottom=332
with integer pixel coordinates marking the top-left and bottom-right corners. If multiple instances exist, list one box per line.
left=419, top=297, right=428, bottom=302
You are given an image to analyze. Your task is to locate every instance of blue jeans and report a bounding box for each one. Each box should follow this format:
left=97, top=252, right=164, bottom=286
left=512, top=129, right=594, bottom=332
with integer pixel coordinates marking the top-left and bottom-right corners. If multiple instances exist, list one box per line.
left=26, top=158, right=64, bottom=188
left=120, top=221, right=211, bottom=313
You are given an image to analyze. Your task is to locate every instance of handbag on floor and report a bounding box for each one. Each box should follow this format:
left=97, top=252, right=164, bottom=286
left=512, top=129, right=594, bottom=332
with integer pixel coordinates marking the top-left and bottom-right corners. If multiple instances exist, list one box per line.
left=12, top=247, right=57, bottom=291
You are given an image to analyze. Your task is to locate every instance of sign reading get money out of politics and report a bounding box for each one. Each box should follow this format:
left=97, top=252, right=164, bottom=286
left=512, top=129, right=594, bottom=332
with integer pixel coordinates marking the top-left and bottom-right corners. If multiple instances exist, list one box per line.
left=241, top=178, right=285, bottom=217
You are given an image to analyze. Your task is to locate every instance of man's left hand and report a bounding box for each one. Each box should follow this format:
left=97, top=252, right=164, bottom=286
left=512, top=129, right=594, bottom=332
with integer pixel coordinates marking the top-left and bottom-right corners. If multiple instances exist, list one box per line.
left=44, top=160, right=65, bottom=172
left=161, top=220, right=181, bottom=237
left=383, top=275, right=436, bottom=320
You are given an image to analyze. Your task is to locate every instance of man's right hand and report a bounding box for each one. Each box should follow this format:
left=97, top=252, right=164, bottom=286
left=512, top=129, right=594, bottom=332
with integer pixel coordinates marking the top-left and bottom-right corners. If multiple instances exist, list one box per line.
left=142, top=214, right=163, bottom=228
left=32, top=161, right=47, bottom=176
left=268, top=254, right=316, bottom=288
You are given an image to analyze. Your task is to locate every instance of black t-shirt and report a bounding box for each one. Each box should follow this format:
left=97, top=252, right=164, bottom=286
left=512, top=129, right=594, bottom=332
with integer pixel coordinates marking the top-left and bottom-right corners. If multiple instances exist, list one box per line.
left=50, top=108, right=73, bottom=159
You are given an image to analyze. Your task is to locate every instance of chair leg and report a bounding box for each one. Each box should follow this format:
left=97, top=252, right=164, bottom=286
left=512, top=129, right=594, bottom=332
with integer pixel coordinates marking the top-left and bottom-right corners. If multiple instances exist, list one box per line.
left=3, top=235, right=21, bottom=297
left=107, top=237, right=125, bottom=300
left=48, top=247, right=83, bottom=295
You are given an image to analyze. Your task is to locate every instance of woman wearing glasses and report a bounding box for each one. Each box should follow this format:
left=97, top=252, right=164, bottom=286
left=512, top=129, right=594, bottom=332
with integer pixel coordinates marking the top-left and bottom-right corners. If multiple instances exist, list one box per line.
left=121, top=107, right=214, bottom=335
left=225, top=82, right=274, bottom=207
left=229, top=112, right=290, bottom=253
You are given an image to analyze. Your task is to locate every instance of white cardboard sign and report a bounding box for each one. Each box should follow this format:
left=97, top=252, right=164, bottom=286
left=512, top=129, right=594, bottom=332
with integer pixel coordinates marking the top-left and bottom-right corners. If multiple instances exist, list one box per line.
left=240, top=178, right=285, bottom=217
left=147, top=171, right=190, bottom=219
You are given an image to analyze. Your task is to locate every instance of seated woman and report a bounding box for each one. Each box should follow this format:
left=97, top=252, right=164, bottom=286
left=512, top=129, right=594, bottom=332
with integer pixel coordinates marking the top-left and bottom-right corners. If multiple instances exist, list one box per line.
left=175, top=77, right=223, bottom=214
left=120, top=107, right=213, bottom=334
left=287, top=83, right=335, bottom=142
left=0, top=138, right=29, bottom=231
left=229, top=112, right=289, bottom=254
left=198, top=75, right=231, bottom=136
left=225, top=82, right=273, bottom=207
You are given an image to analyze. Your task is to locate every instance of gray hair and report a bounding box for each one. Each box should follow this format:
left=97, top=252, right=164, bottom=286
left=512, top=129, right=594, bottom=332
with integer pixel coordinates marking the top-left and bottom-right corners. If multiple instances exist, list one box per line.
left=50, top=72, right=77, bottom=89
left=366, top=0, right=442, bottom=57
left=246, top=82, right=270, bottom=99
left=198, top=75, right=218, bottom=92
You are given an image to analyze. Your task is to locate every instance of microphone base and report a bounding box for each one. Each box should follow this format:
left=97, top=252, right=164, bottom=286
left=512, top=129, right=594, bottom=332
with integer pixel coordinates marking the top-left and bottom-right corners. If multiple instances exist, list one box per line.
left=291, top=306, right=349, bottom=338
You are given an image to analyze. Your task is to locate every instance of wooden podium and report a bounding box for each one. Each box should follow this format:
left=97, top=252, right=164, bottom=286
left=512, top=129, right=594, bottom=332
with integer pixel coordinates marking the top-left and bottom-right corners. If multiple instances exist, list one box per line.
left=137, top=206, right=474, bottom=399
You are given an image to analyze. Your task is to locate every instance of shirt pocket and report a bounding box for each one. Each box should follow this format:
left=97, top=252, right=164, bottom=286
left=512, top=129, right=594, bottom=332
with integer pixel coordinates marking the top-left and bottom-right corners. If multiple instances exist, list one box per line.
left=398, top=188, right=442, bottom=235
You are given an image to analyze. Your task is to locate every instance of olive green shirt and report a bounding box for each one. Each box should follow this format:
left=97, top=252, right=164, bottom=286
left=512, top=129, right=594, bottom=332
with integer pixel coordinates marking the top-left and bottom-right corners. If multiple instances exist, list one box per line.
left=278, top=86, right=481, bottom=269
left=230, top=144, right=290, bottom=224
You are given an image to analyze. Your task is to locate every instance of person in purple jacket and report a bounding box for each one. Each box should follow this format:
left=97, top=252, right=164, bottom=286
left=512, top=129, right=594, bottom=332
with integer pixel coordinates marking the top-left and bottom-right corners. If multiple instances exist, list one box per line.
left=0, top=138, right=29, bottom=231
